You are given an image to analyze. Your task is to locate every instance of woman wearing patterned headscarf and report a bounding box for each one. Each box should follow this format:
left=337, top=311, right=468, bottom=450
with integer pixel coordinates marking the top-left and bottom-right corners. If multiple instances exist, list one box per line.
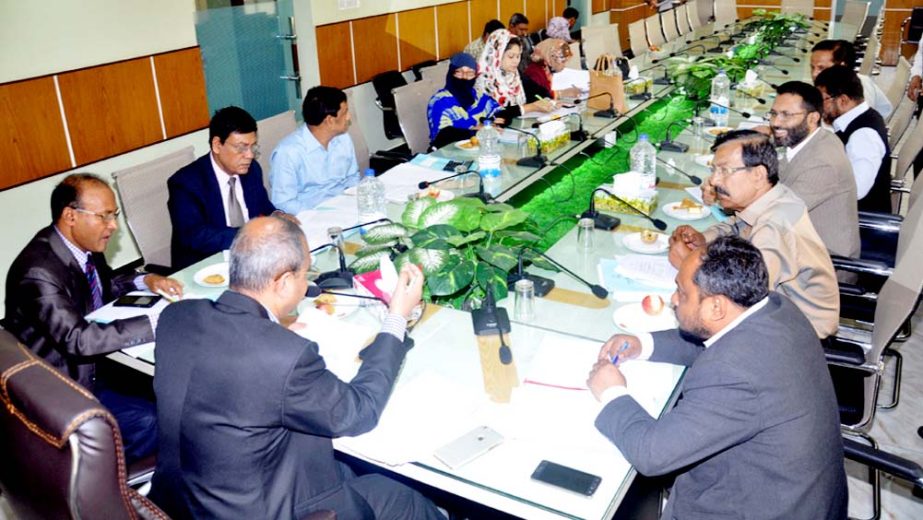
left=522, top=38, right=582, bottom=101
left=545, top=17, right=573, bottom=42
left=426, top=52, right=502, bottom=148
left=475, top=30, right=554, bottom=118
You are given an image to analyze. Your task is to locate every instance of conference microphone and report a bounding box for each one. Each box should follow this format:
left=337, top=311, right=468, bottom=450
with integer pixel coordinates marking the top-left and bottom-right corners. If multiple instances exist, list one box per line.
left=506, top=246, right=556, bottom=297
left=626, top=77, right=653, bottom=101
left=529, top=112, right=588, bottom=141
left=518, top=246, right=608, bottom=299
left=659, top=120, right=690, bottom=153
left=700, top=100, right=757, bottom=120
left=581, top=187, right=623, bottom=231
left=594, top=187, right=668, bottom=232
left=656, top=156, right=702, bottom=186
left=756, top=59, right=790, bottom=75
left=768, top=48, right=803, bottom=61
left=503, top=125, right=548, bottom=168
left=733, top=88, right=768, bottom=105
left=638, top=61, right=671, bottom=85
left=305, top=284, right=385, bottom=304
left=581, top=92, right=619, bottom=118
left=314, top=241, right=354, bottom=290
left=470, top=283, right=513, bottom=364
left=340, top=217, right=392, bottom=234
left=418, top=166, right=478, bottom=189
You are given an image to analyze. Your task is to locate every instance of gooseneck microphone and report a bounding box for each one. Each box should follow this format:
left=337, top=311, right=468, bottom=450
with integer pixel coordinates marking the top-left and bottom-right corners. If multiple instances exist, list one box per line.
left=503, top=125, right=548, bottom=168
left=656, top=156, right=702, bottom=185
left=418, top=166, right=478, bottom=190
left=581, top=188, right=623, bottom=231
left=581, top=92, right=619, bottom=118
left=518, top=246, right=608, bottom=299
left=305, top=284, right=386, bottom=304
left=594, top=187, right=668, bottom=231
left=733, top=88, right=767, bottom=105
left=659, top=120, right=690, bottom=153
left=507, top=247, right=556, bottom=297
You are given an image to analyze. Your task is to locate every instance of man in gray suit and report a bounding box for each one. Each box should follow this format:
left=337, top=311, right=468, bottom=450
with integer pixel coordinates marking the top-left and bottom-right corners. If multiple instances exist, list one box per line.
left=588, top=236, right=847, bottom=519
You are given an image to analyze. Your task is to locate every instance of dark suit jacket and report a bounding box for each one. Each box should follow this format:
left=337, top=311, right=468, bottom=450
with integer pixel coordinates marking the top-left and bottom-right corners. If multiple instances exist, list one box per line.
left=2, top=226, right=153, bottom=390
left=595, top=293, right=847, bottom=520
left=149, top=291, right=413, bottom=519
left=167, top=154, right=276, bottom=270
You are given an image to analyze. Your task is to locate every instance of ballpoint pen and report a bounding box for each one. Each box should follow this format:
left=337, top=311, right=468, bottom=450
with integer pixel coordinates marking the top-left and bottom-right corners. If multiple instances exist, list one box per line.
left=155, top=289, right=179, bottom=304
left=609, top=340, right=630, bottom=365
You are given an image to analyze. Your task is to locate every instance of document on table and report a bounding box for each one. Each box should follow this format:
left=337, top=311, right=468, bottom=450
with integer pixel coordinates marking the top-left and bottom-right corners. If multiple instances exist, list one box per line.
left=598, top=258, right=675, bottom=302
left=296, top=194, right=359, bottom=250
left=551, top=68, right=590, bottom=92
left=294, top=307, right=378, bottom=382
left=611, top=254, right=678, bottom=289
left=85, top=291, right=169, bottom=324
left=378, top=162, right=454, bottom=203
left=519, top=104, right=584, bottom=120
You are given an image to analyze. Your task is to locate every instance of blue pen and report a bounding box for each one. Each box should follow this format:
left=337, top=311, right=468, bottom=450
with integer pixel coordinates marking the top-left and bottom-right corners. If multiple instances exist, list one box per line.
left=609, top=341, right=630, bottom=365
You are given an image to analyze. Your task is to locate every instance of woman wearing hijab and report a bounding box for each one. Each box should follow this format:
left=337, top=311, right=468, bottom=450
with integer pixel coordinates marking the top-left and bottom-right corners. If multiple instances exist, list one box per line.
left=426, top=53, right=502, bottom=148
left=545, top=17, right=573, bottom=42
left=475, top=30, right=554, bottom=119
left=522, top=38, right=582, bottom=101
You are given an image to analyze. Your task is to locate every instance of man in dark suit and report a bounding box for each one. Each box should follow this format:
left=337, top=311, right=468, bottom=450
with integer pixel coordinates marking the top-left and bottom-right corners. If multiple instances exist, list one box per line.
left=3, top=173, right=183, bottom=462
left=168, top=106, right=279, bottom=270
left=150, top=216, right=442, bottom=520
left=588, top=236, right=847, bottom=519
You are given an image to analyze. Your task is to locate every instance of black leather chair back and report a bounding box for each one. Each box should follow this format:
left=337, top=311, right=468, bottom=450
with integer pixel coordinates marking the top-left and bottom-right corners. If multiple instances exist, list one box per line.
left=0, top=330, right=167, bottom=519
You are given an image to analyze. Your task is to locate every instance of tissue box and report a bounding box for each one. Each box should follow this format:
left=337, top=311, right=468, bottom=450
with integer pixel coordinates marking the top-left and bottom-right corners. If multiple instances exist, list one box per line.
left=595, top=172, right=658, bottom=215
left=526, top=120, right=569, bottom=155
left=625, top=77, right=653, bottom=95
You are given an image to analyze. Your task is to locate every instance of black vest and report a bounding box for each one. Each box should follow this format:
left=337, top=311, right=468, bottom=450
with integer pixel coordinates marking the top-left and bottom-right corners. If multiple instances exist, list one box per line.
left=834, top=107, right=892, bottom=213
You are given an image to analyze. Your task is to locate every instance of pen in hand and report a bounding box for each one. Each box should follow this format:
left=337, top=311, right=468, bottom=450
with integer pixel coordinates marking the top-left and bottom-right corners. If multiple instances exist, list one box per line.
left=609, top=341, right=630, bottom=365
left=156, top=289, right=179, bottom=304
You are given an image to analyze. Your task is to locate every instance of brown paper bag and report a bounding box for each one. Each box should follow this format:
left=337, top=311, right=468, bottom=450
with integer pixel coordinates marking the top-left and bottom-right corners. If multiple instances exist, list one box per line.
left=588, top=54, right=628, bottom=114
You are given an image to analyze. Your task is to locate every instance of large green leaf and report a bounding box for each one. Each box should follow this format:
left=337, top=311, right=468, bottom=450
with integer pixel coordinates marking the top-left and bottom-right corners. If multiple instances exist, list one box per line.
left=427, top=256, right=476, bottom=296
left=348, top=250, right=390, bottom=273
left=495, top=230, right=541, bottom=246
left=446, top=231, right=486, bottom=248
left=446, top=204, right=483, bottom=232
left=483, top=202, right=514, bottom=213
left=475, top=245, right=519, bottom=272
left=475, top=263, right=509, bottom=300
left=479, top=209, right=530, bottom=232
left=418, top=202, right=460, bottom=227
left=409, top=248, right=452, bottom=274
left=522, top=249, right=559, bottom=272
left=401, top=197, right=435, bottom=228
left=447, top=197, right=486, bottom=210
left=355, top=243, right=395, bottom=258
left=362, top=224, right=408, bottom=245
left=410, top=225, right=461, bottom=250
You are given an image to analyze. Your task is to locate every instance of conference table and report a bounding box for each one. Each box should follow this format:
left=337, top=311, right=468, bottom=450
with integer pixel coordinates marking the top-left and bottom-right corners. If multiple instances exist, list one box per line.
left=105, top=16, right=857, bottom=520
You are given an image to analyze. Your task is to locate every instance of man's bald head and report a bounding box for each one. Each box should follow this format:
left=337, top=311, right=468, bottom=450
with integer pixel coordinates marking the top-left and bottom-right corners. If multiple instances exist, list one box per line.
left=229, top=216, right=308, bottom=293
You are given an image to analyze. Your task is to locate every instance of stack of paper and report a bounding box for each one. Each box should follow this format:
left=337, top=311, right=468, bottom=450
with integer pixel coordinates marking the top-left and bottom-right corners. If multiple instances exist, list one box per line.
left=378, top=162, right=453, bottom=203
left=294, top=307, right=378, bottom=382
left=598, top=257, right=676, bottom=301
left=551, top=68, right=590, bottom=92
left=296, top=194, right=360, bottom=250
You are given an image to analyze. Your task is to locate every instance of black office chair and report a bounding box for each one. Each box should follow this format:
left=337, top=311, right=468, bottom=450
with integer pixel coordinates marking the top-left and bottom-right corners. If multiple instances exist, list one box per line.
left=843, top=437, right=923, bottom=520
left=371, top=70, right=408, bottom=140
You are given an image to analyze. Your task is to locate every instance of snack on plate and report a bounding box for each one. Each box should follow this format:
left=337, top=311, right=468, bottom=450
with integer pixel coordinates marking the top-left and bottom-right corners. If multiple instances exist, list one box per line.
left=678, top=198, right=705, bottom=215
left=470, top=136, right=479, bottom=147
left=421, top=187, right=441, bottom=199
left=204, top=274, right=225, bottom=285
left=640, top=229, right=660, bottom=244
left=314, top=294, right=336, bottom=315
left=642, top=294, right=665, bottom=315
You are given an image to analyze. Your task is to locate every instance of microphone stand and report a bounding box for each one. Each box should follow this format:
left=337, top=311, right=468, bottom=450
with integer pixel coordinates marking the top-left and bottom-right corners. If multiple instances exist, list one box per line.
left=656, top=156, right=702, bottom=185
left=594, top=187, right=668, bottom=231
left=503, top=125, right=547, bottom=168
left=581, top=91, right=619, bottom=118
left=506, top=248, right=556, bottom=297
left=519, top=246, right=608, bottom=299
left=418, top=167, right=478, bottom=190
left=564, top=112, right=588, bottom=141
left=659, top=120, right=690, bottom=153
left=581, top=187, right=623, bottom=230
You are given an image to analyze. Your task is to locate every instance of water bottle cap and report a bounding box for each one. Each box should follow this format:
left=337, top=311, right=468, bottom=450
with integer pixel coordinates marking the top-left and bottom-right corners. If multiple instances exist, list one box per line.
left=638, top=134, right=649, bottom=141
left=364, top=168, right=375, bottom=177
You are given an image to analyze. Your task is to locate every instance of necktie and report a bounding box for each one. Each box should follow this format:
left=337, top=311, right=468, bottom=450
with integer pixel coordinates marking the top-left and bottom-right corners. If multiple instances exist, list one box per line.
left=227, top=177, right=245, bottom=228
left=85, top=255, right=104, bottom=311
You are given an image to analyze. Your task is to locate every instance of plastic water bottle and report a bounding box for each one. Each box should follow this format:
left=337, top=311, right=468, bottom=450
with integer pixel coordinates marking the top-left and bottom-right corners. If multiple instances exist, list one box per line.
left=709, top=69, right=731, bottom=128
left=630, top=134, right=657, bottom=192
left=476, top=121, right=502, bottom=197
left=356, top=168, right=386, bottom=222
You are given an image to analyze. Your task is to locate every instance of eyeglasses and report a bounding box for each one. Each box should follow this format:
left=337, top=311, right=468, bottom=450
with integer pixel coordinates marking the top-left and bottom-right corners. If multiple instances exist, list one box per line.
left=709, top=164, right=751, bottom=177
left=765, top=110, right=806, bottom=122
left=73, top=207, right=120, bottom=222
left=227, top=142, right=261, bottom=157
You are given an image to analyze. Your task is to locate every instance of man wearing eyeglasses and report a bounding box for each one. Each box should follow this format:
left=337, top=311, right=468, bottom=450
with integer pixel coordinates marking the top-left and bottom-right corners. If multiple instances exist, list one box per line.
left=670, top=130, right=839, bottom=339
left=169, top=106, right=280, bottom=270
left=270, top=86, right=360, bottom=213
left=3, top=173, right=183, bottom=463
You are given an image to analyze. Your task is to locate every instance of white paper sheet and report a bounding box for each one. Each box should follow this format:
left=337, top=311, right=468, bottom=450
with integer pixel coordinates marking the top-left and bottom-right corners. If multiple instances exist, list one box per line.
left=85, top=291, right=169, bottom=324
left=377, top=162, right=454, bottom=203
left=612, top=254, right=678, bottom=289
left=551, top=68, right=590, bottom=92
left=294, top=307, right=378, bottom=382
left=296, top=194, right=360, bottom=250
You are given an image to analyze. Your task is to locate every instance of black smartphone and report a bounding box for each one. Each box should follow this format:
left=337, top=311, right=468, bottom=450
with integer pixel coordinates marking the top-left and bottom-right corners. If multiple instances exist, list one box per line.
left=530, top=460, right=601, bottom=497
left=113, top=294, right=162, bottom=308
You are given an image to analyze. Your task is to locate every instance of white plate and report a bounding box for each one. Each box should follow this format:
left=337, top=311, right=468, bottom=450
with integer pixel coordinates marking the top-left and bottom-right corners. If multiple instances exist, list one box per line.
left=693, top=154, right=714, bottom=168
left=663, top=201, right=711, bottom=221
left=623, top=231, right=669, bottom=254
left=706, top=126, right=733, bottom=137
left=306, top=290, right=360, bottom=320
left=453, top=139, right=479, bottom=152
left=416, top=188, right=456, bottom=202
left=193, top=262, right=230, bottom=288
left=612, top=302, right=677, bottom=334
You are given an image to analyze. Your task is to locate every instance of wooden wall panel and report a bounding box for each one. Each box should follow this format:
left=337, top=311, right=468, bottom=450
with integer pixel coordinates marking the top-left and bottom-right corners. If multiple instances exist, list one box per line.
left=882, top=9, right=910, bottom=66
left=471, top=0, right=501, bottom=38
left=316, top=22, right=355, bottom=89
left=500, top=0, right=527, bottom=29
left=353, top=14, right=399, bottom=84
left=399, top=8, right=438, bottom=70
left=58, top=58, right=162, bottom=165
left=154, top=48, right=209, bottom=138
left=0, top=78, right=71, bottom=189
left=437, top=2, right=472, bottom=59
left=593, top=0, right=608, bottom=14
left=525, top=0, right=548, bottom=29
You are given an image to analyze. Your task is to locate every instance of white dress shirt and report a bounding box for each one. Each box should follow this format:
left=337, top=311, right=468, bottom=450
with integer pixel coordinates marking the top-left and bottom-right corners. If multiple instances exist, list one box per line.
left=911, top=40, right=922, bottom=78
left=832, top=102, right=887, bottom=199
left=859, top=74, right=892, bottom=119
left=210, top=153, right=250, bottom=226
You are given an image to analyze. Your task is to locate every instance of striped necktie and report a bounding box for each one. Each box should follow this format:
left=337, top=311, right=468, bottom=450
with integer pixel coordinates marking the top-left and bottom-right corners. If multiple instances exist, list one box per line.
left=85, top=255, right=104, bottom=311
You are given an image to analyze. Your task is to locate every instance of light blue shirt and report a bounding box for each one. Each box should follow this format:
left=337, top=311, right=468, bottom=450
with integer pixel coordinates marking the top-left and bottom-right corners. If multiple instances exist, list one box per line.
left=269, top=125, right=359, bottom=213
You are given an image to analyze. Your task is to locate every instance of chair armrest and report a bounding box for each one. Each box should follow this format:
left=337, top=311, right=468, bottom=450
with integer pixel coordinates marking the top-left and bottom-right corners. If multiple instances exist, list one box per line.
left=372, top=150, right=411, bottom=162
left=374, top=100, right=394, bottom=112
left=843, top=437, right=923, bottom=492
left=858, top=210, right=903, bottom=226
left=830, top=255, right=893, bottom=278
